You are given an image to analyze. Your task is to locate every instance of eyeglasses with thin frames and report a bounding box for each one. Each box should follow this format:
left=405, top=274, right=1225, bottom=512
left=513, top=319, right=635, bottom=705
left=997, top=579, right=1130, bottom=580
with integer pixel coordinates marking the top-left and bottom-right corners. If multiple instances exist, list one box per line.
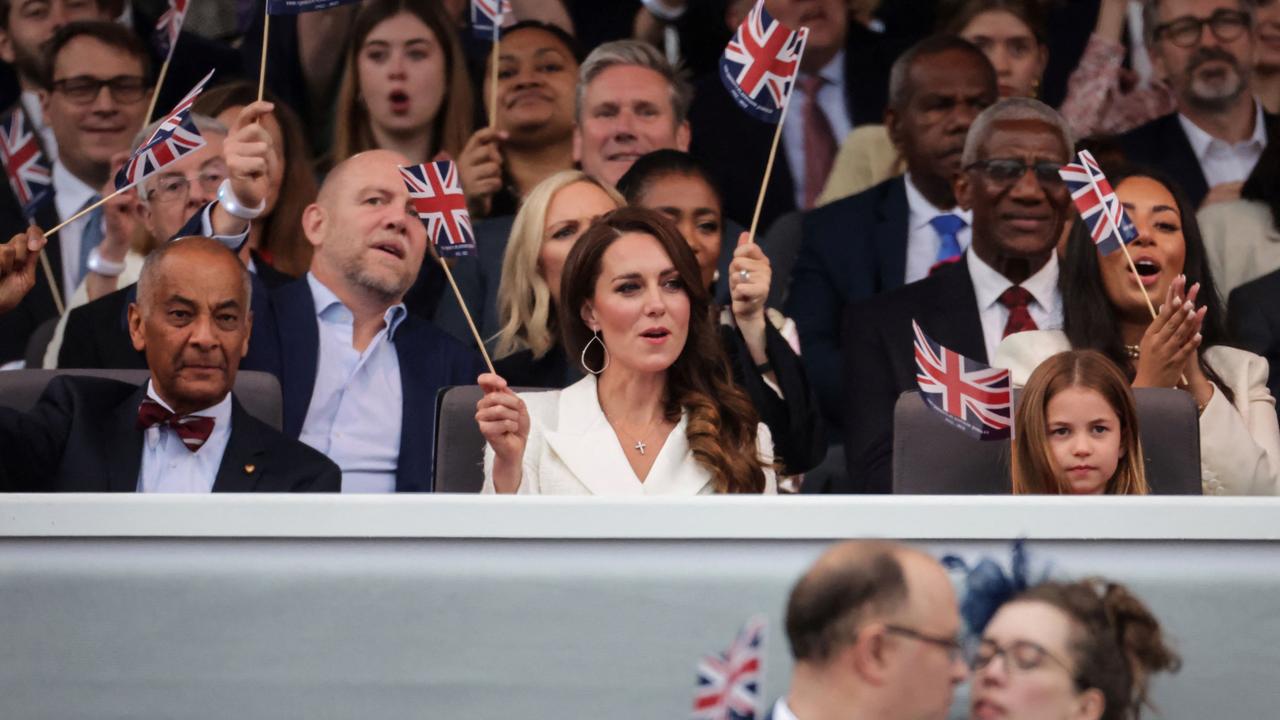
left=968, top=638, right=1079, bottom=687
left=51, top=75, right=148, bottom=106
left=145, top=166, right=230, bottom=204
left=964, top=158, right=1066, bottom=191
left=1154, top=10, right=1251, bottom=48
left=883, top=624, right=966, bottom=664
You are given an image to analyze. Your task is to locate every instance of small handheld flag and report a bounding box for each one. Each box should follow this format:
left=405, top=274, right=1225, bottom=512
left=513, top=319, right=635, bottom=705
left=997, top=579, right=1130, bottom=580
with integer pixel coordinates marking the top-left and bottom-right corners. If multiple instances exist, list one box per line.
left=154, top=0, right=188, bottom=60
left=115, top=69, right=214, bottom=191
left=0, top=107, right=53, bottom=220
left=266, top=0, right=359, bottom=14
left=913, top=320, right=1012, bottom=441
left=1058, top=150, right=1137, bottom=256
left=471, top=0, right=513, bottom=39
left=400, top=161, right=476, bottom=258
left=692, top=615, right=766, bottom=720
left=719, top=0, right=805, bottom=124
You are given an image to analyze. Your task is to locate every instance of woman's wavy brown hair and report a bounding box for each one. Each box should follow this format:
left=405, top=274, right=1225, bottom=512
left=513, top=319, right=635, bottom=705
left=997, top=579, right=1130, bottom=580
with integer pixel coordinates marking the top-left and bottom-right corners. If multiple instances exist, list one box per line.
left=193, top=82, right=317, bottom=277
left=1012, top=350, right=1148, bottom=495
left=1015, top=579, right=1182, bottom=720
left=558, top=207, right=767, bottom=493
left=332, top=0, right=474, bottom=164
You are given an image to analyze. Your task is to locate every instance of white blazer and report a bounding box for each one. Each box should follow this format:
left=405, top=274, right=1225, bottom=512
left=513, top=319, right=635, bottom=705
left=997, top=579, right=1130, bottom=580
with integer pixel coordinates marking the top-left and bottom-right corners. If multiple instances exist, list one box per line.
left=994, top=330, right=1280, bottom=496
left=482, top=375, right=778, bottom=495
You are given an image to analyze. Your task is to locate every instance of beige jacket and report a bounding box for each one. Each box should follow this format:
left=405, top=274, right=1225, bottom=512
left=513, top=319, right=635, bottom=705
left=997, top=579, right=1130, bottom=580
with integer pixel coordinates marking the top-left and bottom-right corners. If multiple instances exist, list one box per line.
left=994, top=330, right=1280, bottom=496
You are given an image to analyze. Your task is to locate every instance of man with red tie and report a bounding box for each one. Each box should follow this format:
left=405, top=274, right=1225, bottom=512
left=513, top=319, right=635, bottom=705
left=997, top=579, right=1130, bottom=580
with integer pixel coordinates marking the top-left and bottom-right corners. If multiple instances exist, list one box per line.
left=834, top=97, right=1072, bottom=494
left=0, top=231, right=339, bottom=492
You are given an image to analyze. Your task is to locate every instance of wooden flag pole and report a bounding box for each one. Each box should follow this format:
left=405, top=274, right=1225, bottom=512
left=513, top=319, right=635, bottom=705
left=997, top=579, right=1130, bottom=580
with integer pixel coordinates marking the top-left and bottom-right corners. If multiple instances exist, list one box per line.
left=36, top=247, right=64, bottom=316
left=439, top=255, right=496, bottom=373
left=745, top=28, right=808, bottom=245
left=42, top=186, right=127, bottom=239
left=257, top=6, right=271, bottom=102
left=487, top=19, right=501, bottom=128
left=145, top=57, right=173, bottom=124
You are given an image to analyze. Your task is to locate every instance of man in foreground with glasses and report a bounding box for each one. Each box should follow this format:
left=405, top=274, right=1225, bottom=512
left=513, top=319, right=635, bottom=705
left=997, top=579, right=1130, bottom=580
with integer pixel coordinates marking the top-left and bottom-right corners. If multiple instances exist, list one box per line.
left=1121, top=0, right=1276, bottom=209
left=774, top=540, right=967, bottom=720
left=0, top=20, right=149, bottom=363
left=842, top=98, right=1072, bottom=493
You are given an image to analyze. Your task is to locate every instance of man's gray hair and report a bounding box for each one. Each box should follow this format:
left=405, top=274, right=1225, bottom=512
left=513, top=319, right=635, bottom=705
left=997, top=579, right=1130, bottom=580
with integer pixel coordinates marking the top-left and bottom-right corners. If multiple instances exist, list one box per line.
left=1142, top=0, right=1256, bottom=46
left=961, top=97, right=1075, bottom=167
left=137, top=236, right=251, bottom=310
left=576, top=39, right=693, bottom=126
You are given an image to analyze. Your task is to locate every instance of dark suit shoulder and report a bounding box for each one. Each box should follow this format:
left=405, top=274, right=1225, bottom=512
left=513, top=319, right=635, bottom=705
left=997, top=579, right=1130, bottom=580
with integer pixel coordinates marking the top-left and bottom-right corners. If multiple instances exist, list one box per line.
left=1231, top=265, right=1280, bottom=304
left=807, top=175, right=904, bottom=225
left=228, top=404, right=340, bottom=492
left=1119, top=112, right=1180, bottom=145
left=39, top=374, right=140, bottom=409
left=853, top=259, right=966, bottom=313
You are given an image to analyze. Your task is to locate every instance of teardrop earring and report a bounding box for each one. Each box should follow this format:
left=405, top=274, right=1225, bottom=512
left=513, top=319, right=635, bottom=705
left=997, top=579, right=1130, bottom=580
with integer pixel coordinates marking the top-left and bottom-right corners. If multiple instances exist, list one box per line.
left=580, top=330, right=610, bottom=375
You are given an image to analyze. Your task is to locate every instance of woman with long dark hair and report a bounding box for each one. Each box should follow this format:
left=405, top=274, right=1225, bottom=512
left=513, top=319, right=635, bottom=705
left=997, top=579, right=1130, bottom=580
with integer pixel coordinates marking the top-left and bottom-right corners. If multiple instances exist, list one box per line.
left=475, top=207, right=776, bottom=494
left=996, top=169, right=1280, bottom=494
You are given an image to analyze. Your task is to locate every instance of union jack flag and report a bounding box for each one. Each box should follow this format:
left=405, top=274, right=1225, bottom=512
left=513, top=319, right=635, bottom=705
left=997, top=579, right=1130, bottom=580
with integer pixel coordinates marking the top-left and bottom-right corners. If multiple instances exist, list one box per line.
left=913, top=320, right=1012, bottom=441
left=400, top=161, right=476, bottom=258
left=1058, top=150, right=1137, bottom=256
left=114, top=69, right=214, bottom=190
left=471, top=0, right=513, bottom=39
left=719, top=0, right=806, bottom=124
left=154, top=0, right=187, bottom=59
left=0, top=107, right=52, bottom=219
left=266, top=0, right=359, bottom=14
left=692, top=615, right=765, bottom=720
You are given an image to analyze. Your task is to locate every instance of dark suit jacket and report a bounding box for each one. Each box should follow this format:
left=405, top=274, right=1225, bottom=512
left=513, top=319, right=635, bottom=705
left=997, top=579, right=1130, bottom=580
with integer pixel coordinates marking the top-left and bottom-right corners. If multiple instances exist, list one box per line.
left=131, top=6, right=244, bottom=119
left=785, top=176, right=909, bottom=434
left=688, top=22, right=893, bottom=231
left=0, top=179, right=62, bottom=363
left=0, top=375, right=339, bottom=492
left=1118, top=111, right=1280, bottom=209
left=836, top=257, right=984, bottom=494
left=268, top=278, right=485, bottom=492
left=56, top=256, right=289, bottom=371
left=1228, top=268, right=1280, bottom=416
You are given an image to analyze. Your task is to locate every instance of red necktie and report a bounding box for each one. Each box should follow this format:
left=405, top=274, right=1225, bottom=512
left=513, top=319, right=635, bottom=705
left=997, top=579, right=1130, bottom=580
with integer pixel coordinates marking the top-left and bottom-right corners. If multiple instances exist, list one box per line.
left=998, top=286, right=1039, bottom=338
left=799, top=75, right=836, bottom=209
left=136, top=398, right=215, bottom=452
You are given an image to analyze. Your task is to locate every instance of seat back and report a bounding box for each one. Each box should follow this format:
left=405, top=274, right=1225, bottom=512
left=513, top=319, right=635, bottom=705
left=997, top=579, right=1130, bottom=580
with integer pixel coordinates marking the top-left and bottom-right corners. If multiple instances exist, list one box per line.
left=24, top=317, right=59, bottom=369
left=433, top=384, right=541, bottom=493
left=0, top=369, right=285, bottom=431
left=892, top=388, right=1203, bottom=494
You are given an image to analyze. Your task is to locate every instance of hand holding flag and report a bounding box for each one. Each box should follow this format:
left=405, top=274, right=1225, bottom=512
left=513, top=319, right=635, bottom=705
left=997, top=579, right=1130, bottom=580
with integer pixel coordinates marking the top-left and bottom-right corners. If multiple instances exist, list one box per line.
left=0, top=227, right=46, bottom=316
left=913, top=320, right=1012, bottom=441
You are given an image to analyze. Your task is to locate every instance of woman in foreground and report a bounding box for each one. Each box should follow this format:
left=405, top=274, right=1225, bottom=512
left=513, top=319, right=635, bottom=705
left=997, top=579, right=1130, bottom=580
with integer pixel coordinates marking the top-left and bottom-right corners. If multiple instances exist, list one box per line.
left=475, top=208, right=776, bottom=495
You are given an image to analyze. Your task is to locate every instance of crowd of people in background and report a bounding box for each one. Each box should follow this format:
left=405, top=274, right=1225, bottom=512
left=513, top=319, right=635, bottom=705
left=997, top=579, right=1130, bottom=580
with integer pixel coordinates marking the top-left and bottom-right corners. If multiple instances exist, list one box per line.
left=1, top=0, right=1279, bottom=497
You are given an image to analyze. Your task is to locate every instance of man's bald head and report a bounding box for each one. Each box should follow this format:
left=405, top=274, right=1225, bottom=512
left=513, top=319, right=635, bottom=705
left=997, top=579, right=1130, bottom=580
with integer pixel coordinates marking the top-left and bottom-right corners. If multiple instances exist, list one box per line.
left=317, top=149, right=413, bottom=207
left=137, top=236, right=250, bottom=311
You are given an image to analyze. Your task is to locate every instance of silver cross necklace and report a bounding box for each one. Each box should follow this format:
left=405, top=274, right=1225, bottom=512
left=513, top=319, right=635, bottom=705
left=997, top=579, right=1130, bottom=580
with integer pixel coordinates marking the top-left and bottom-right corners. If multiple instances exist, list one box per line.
left=605, top=413, right=662, bottom=455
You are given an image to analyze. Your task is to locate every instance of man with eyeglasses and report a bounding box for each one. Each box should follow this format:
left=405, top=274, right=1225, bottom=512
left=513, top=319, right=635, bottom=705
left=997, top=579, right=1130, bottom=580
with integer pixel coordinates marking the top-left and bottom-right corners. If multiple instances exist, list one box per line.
left=1120, top=0, right=1277, bottom=209
left=841, top=98, right=1072, bottom=493
left=0, top=20, right=149, bottom=364
left=773, top=540, right=967, bottom=720
left=0, top=0, right=110, bottom=160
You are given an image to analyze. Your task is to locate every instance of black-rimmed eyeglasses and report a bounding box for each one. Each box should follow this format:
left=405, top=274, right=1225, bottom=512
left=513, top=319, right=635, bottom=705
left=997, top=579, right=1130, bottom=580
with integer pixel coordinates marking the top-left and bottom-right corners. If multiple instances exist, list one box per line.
left=964, top=158, right=1066, bottom=190
left=884, top=624, right=966, bottom=663
left=51, top=75, right=148, bottom=105
left=1154, top=10, right=1251, bottom=48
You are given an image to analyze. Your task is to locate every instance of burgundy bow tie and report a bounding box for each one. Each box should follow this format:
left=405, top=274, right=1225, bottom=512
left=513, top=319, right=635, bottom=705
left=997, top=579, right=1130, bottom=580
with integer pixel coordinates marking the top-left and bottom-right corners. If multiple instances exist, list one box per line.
left=136, top=398, right=216, bottom=452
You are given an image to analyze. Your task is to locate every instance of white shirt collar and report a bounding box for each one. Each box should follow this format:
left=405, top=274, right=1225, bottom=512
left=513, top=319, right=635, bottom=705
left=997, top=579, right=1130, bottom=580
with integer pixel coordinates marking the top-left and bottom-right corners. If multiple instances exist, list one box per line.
left=1177, top=99, right=1268, bottom=161
left=771, top=697, right=800, bottom=720
left=19, top=92, right=44, bottom=128
left=904, top=172, right=972, bottom=231
left=305, top=272, right=407, bottom=339
left=51, top=159, right=98, bottom=223
left=967, top=248, right=1060, bottom=312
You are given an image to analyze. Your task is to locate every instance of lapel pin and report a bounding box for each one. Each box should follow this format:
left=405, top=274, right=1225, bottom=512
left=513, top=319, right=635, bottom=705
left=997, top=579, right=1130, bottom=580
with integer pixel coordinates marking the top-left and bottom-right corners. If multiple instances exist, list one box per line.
left=244, top=464, right=256, bottom=474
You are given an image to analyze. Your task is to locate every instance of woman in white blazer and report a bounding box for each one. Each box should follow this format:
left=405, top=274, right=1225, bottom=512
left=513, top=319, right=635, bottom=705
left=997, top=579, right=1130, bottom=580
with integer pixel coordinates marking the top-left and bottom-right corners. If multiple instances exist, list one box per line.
left=995, top=170, right=1279, bottom=495
left=476, top=207, right=777, bottom=495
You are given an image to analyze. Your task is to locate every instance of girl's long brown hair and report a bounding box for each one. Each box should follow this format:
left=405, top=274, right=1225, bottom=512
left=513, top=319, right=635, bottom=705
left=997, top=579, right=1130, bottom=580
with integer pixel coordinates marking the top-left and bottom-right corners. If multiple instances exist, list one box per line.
left=558, top=207, right=768, bottom=493
left=1012, top=350, right=1148, bottom=495
left=332, top=0, right=474, bottom=164
left=193, top=82, right=317, bottom=277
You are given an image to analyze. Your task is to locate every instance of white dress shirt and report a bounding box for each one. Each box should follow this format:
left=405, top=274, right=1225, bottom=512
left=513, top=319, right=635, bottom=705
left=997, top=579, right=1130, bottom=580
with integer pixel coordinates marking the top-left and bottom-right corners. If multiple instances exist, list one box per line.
left=482, top=374, right=778, bottom=495
left=770, top=698, right=799, bottom=720
left=965, top=250, right=1062, bottom=362
left=903, top=173, right=974, bottom=284
left=19, top=91, right=57, bottom=163
left=783, top=50, right=853, bottom=209
left=136, top=381, right=233, bottom=493
left=298, top=273, right=406, bottom=493
left=51, top=160, right=103, bottom=302
left=1177, top=100, right=1269, bottom=188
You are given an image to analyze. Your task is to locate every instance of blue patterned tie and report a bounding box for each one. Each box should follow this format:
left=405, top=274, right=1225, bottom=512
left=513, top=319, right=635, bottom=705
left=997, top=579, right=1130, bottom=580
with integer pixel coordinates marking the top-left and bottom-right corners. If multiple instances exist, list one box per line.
left=76, top=195, right=104, bottom=286
left=930, top=213, right=966, bottom=266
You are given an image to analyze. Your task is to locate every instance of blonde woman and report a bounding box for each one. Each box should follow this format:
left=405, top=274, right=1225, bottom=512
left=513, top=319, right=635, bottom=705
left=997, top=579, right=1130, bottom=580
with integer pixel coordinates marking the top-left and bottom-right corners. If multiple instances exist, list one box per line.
left=492, top=170, right=624, bottom=387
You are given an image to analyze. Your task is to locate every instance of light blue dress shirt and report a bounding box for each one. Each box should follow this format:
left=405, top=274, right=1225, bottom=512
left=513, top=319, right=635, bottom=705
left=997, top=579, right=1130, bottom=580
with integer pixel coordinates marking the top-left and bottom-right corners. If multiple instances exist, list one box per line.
left=137, top=381, right=233, bottom=493
left=298, top=273, right=407, bottom=493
